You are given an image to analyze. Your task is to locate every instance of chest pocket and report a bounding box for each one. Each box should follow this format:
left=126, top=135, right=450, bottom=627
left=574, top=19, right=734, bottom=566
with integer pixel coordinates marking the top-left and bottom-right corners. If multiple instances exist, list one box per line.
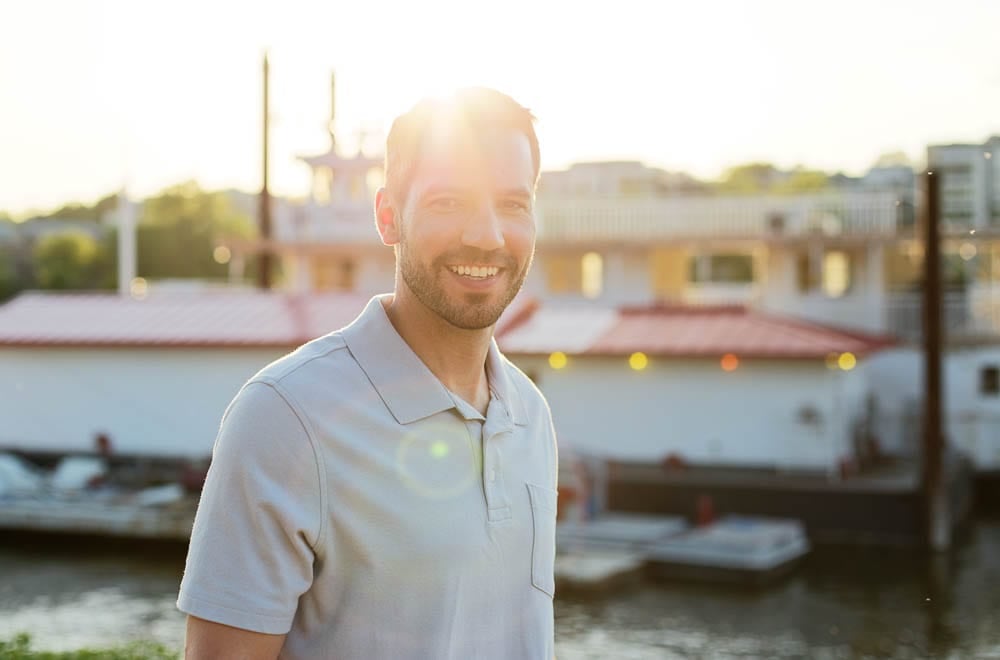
left=526, top=482, right=558, bottom=598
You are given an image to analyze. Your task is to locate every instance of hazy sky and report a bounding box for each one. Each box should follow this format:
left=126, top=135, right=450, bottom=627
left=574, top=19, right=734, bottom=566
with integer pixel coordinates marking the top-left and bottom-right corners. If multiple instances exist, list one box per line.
left=2, top=0, right=999, bottom=214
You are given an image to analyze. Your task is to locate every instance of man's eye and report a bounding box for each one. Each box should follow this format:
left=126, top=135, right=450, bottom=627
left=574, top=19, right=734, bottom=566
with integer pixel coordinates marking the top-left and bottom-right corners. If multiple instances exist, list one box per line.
left=430, top=198, right=460, bottom=211
left=502, top=200, right=530, bottom=212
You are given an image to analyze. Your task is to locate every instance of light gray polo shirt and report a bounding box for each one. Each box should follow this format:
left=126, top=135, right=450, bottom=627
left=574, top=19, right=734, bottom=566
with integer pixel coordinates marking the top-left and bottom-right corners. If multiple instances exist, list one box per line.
left=177, top=295, right=558, bottom=659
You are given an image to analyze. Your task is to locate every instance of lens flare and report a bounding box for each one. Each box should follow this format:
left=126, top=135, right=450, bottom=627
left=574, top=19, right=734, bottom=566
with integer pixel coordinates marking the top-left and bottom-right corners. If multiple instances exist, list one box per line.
left=213, top=245, right=232, bottom=264
left=629, top=352, right=648, bottom=371
left=720, top=353, right=739, bottom=372
left=129, top=277, right=148, bottom=300
left=838, top=352, right=857, bottom=371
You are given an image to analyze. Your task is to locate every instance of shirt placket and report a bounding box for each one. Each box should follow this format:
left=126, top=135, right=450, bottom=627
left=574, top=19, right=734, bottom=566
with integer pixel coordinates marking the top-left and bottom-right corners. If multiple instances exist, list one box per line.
left=482, top=396, right=513, bottom=523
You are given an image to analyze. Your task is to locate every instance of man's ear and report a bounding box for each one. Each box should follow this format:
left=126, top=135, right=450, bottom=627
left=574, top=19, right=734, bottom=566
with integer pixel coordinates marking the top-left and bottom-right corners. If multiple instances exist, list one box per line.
left=374, top=187, right=401, bottom=246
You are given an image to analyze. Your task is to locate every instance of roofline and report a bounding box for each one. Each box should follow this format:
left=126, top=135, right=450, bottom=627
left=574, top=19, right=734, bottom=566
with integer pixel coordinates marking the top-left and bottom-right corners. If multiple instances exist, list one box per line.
left=744, top=307, right=899, bottom=348
left=0, top=340, right=304, bottom=349
left=619, top=303, right=748, bottom=316
left=504, top=348, right=884, bottom=360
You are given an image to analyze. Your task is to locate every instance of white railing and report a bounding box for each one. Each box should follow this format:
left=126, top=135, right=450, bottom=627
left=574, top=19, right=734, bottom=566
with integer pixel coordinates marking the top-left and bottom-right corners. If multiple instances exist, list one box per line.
left=273, top=191, right=909, bottom=246
left=885, top=290, right=1000, bottom=341
left=275, top=202, right=381, bottom=245
left=679, top=283, right=761, bottom=306
left=535, top=191, right=904, bottom=243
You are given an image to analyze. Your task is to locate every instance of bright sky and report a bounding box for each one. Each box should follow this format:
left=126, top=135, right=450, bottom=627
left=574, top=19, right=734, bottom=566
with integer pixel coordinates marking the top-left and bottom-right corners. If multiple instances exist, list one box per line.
left=2, top=0, right=999, bottom=215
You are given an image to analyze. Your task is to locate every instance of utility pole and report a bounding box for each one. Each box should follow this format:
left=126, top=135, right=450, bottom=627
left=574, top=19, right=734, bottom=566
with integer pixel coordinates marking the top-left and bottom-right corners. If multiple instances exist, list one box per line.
left=116, top=187, right=136, bottom=297
left=922, top=169, right=948, bottom=551
left=257, top=51, right=273, bottom=290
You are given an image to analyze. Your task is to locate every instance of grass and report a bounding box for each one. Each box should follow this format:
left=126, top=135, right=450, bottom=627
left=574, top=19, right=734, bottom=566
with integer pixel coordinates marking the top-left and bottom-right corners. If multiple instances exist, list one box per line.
left=0, top=634, right=178, bottom=660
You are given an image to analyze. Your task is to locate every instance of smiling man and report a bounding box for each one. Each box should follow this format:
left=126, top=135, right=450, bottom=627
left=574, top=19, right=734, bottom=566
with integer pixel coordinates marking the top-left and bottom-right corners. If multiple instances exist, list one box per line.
left=178, top=88, right=559, bottom=659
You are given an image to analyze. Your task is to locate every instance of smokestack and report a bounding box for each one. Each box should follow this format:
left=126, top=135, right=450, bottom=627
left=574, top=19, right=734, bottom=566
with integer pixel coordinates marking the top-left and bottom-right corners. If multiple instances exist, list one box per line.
left=117, top=188, right=136, bottom=297
left=257, top=51, right=272, bottom=290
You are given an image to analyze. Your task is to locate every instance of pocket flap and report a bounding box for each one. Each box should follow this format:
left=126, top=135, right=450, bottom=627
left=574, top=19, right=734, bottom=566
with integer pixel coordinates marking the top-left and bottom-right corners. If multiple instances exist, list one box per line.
left=526, top=482, right=558, bottom=597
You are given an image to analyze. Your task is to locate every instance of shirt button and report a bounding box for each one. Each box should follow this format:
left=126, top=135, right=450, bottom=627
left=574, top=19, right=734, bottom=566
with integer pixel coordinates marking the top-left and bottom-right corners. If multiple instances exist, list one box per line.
left=489, top=468, right=497, bottom=483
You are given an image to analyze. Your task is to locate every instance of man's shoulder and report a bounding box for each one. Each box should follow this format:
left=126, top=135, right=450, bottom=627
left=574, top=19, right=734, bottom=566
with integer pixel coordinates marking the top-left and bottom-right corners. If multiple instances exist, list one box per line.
left=251, top=331, right=352, bottom=393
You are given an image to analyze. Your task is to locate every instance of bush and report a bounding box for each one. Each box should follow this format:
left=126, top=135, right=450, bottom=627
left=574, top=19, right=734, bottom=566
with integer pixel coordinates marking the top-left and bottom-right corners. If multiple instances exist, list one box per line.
left=0, top=633, right=178, bottom=660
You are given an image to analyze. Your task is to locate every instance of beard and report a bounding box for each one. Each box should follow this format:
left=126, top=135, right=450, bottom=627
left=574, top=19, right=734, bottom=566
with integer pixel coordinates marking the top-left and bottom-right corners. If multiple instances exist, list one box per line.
left=398, top=238, right=532, bottom=331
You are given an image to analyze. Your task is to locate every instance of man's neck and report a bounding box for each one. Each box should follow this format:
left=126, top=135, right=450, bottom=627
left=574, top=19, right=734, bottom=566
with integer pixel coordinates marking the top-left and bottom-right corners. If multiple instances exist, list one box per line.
left=382, top=291, right=493, bottom=415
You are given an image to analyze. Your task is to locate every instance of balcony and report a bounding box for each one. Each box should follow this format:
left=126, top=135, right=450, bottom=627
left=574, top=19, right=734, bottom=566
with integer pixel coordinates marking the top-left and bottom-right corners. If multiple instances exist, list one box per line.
left=679, top=283, right=761, bottom=306
left=274, top=202, right=381, bottom=245
left=535, top=191, right=904, bottom=244
left=885, top=288, right=1000, bottom=342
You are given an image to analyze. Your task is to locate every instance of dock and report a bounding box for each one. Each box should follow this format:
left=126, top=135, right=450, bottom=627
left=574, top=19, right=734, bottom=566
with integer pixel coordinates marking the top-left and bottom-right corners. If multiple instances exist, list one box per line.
left=645, top=515, right=810, bottom=586
left=555, top=513, right=687, bottom=594
left=0, top=452, right=199, bottom=540
left=555, top=551, right=647, bottom=594
left=0, top=490, right=197, bottom=540
left=604, top=453, right=975, bottom=547
left=557, top=512, right=689, bottom=552
left=555, top=512, right=810, bottom=593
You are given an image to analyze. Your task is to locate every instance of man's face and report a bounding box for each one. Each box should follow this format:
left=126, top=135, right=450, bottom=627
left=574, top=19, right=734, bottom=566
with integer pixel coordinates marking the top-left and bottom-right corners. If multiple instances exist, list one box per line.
left=393, top=126, right=536, bottom=330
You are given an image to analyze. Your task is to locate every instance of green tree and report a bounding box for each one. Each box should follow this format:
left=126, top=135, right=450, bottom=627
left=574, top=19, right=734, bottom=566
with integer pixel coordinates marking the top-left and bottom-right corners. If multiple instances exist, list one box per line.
left=716, top=162, right=829, bottom=195
left=0, top=217, right=22, bottom=300
left=716, top=162, right=782, bottom=194
left=774, top=168, right=829, bottom=194
left=42, top=192, right=119, bottom=222
left=0, top=249, right=20, bottom=300
left=32, top=230, right=111, bottom=290
left=136, top=181, right=254, bottom=281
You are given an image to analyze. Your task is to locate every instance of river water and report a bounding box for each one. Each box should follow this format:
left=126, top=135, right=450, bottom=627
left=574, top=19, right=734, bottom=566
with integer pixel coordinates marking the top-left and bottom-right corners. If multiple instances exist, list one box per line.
left=1, top=519, right=999, bottom=659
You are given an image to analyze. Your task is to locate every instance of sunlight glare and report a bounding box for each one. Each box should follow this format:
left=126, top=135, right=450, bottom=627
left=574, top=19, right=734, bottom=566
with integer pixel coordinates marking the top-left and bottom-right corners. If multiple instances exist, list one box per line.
left=549, top=352, right=568, bottom=370
left=838, top=353, right=857, bottom=371
left=629, top=352, right=649, bottom=371
left=721, top=354, right=739, bottom=372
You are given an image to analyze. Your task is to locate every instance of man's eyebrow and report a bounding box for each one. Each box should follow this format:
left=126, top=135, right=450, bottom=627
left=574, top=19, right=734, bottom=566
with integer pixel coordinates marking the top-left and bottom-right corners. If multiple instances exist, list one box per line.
left=418, top=186, right=533, bottom=200
left=497, top=187, right=533, bottom=199
left=418, top=185, right=467, bottom=201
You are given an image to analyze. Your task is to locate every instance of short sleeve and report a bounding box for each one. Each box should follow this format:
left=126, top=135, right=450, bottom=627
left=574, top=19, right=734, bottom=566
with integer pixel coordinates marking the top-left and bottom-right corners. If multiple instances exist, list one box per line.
left=177, top=380, right=323, bottom=634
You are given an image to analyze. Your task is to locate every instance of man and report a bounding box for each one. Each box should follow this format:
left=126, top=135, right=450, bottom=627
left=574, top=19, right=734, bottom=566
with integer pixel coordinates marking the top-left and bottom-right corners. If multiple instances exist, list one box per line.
left=178, top=87, right=559, bottom=659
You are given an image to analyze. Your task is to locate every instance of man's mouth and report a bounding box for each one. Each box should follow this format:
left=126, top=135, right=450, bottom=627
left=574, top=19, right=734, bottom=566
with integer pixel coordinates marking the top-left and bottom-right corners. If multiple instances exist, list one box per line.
left=448, top=265, right=500, bottom=280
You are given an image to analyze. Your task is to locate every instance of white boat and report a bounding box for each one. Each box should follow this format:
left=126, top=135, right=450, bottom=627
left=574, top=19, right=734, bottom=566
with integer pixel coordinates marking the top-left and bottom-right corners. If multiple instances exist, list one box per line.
left=644, top=515, right=810, bottom=586
left=557, top=512, right=689, bottom=553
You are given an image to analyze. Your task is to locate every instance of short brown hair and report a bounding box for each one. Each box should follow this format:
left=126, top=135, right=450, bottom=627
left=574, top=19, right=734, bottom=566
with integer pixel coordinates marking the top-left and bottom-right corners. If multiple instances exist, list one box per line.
left=383, top=87, right=540, bottom=206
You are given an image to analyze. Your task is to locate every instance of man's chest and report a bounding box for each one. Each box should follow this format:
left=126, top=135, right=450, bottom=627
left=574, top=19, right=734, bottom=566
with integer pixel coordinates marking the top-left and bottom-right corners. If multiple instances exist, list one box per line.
left=313, top=407, right=554, bottom=573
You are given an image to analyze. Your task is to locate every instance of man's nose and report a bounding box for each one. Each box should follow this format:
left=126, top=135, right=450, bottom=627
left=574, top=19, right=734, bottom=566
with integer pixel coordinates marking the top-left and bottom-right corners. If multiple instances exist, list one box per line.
left=461, top=204, right=505, bottom=252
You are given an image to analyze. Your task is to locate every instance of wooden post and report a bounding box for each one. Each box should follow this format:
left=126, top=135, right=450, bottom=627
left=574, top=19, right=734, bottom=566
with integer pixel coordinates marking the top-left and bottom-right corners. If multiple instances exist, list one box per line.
left=922, top=169, right=948, bottom=551
left=257, top=51, right=273, bottom=290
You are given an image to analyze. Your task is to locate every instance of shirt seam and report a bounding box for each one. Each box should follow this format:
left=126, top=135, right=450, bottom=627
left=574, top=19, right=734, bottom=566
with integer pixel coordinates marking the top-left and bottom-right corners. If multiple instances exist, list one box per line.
left=248, top=378, right=328, bottom=555
left=268, top=339, right=350, bottom=383
left=178, top=589, right=292, bottom=628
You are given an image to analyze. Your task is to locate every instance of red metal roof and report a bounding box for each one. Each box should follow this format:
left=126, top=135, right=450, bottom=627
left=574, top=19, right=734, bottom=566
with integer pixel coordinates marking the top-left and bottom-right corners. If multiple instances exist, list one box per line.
left=496, top=304, right=894, bottom=359
left=0, top=291, right=370, bottom=347
left=0, top=290, right=540, bottom=349
left=0, top=292, right=892, bottom=358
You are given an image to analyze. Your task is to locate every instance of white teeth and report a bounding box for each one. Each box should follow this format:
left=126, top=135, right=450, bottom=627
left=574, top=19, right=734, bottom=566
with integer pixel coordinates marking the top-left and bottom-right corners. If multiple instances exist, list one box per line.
left=450, top=265, right=499, bottom=279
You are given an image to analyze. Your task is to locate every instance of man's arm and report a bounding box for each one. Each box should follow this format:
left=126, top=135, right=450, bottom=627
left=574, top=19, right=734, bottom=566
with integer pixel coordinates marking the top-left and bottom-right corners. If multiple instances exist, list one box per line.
left=177, top=381, right=323, bottom=651
left=185, top=616, right=287, bottom=660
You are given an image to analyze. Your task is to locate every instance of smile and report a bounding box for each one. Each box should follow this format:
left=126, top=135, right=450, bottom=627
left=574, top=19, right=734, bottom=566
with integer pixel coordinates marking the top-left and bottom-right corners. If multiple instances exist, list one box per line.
left=448, top=265, right=500, bottom=279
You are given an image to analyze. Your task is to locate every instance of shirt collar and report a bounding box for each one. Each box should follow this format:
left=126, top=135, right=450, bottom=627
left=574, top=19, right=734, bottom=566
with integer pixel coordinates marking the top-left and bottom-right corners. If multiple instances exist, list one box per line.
left=485, top=332, right=528, bottom=427
left=342, top=295, right=526, bottom=427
